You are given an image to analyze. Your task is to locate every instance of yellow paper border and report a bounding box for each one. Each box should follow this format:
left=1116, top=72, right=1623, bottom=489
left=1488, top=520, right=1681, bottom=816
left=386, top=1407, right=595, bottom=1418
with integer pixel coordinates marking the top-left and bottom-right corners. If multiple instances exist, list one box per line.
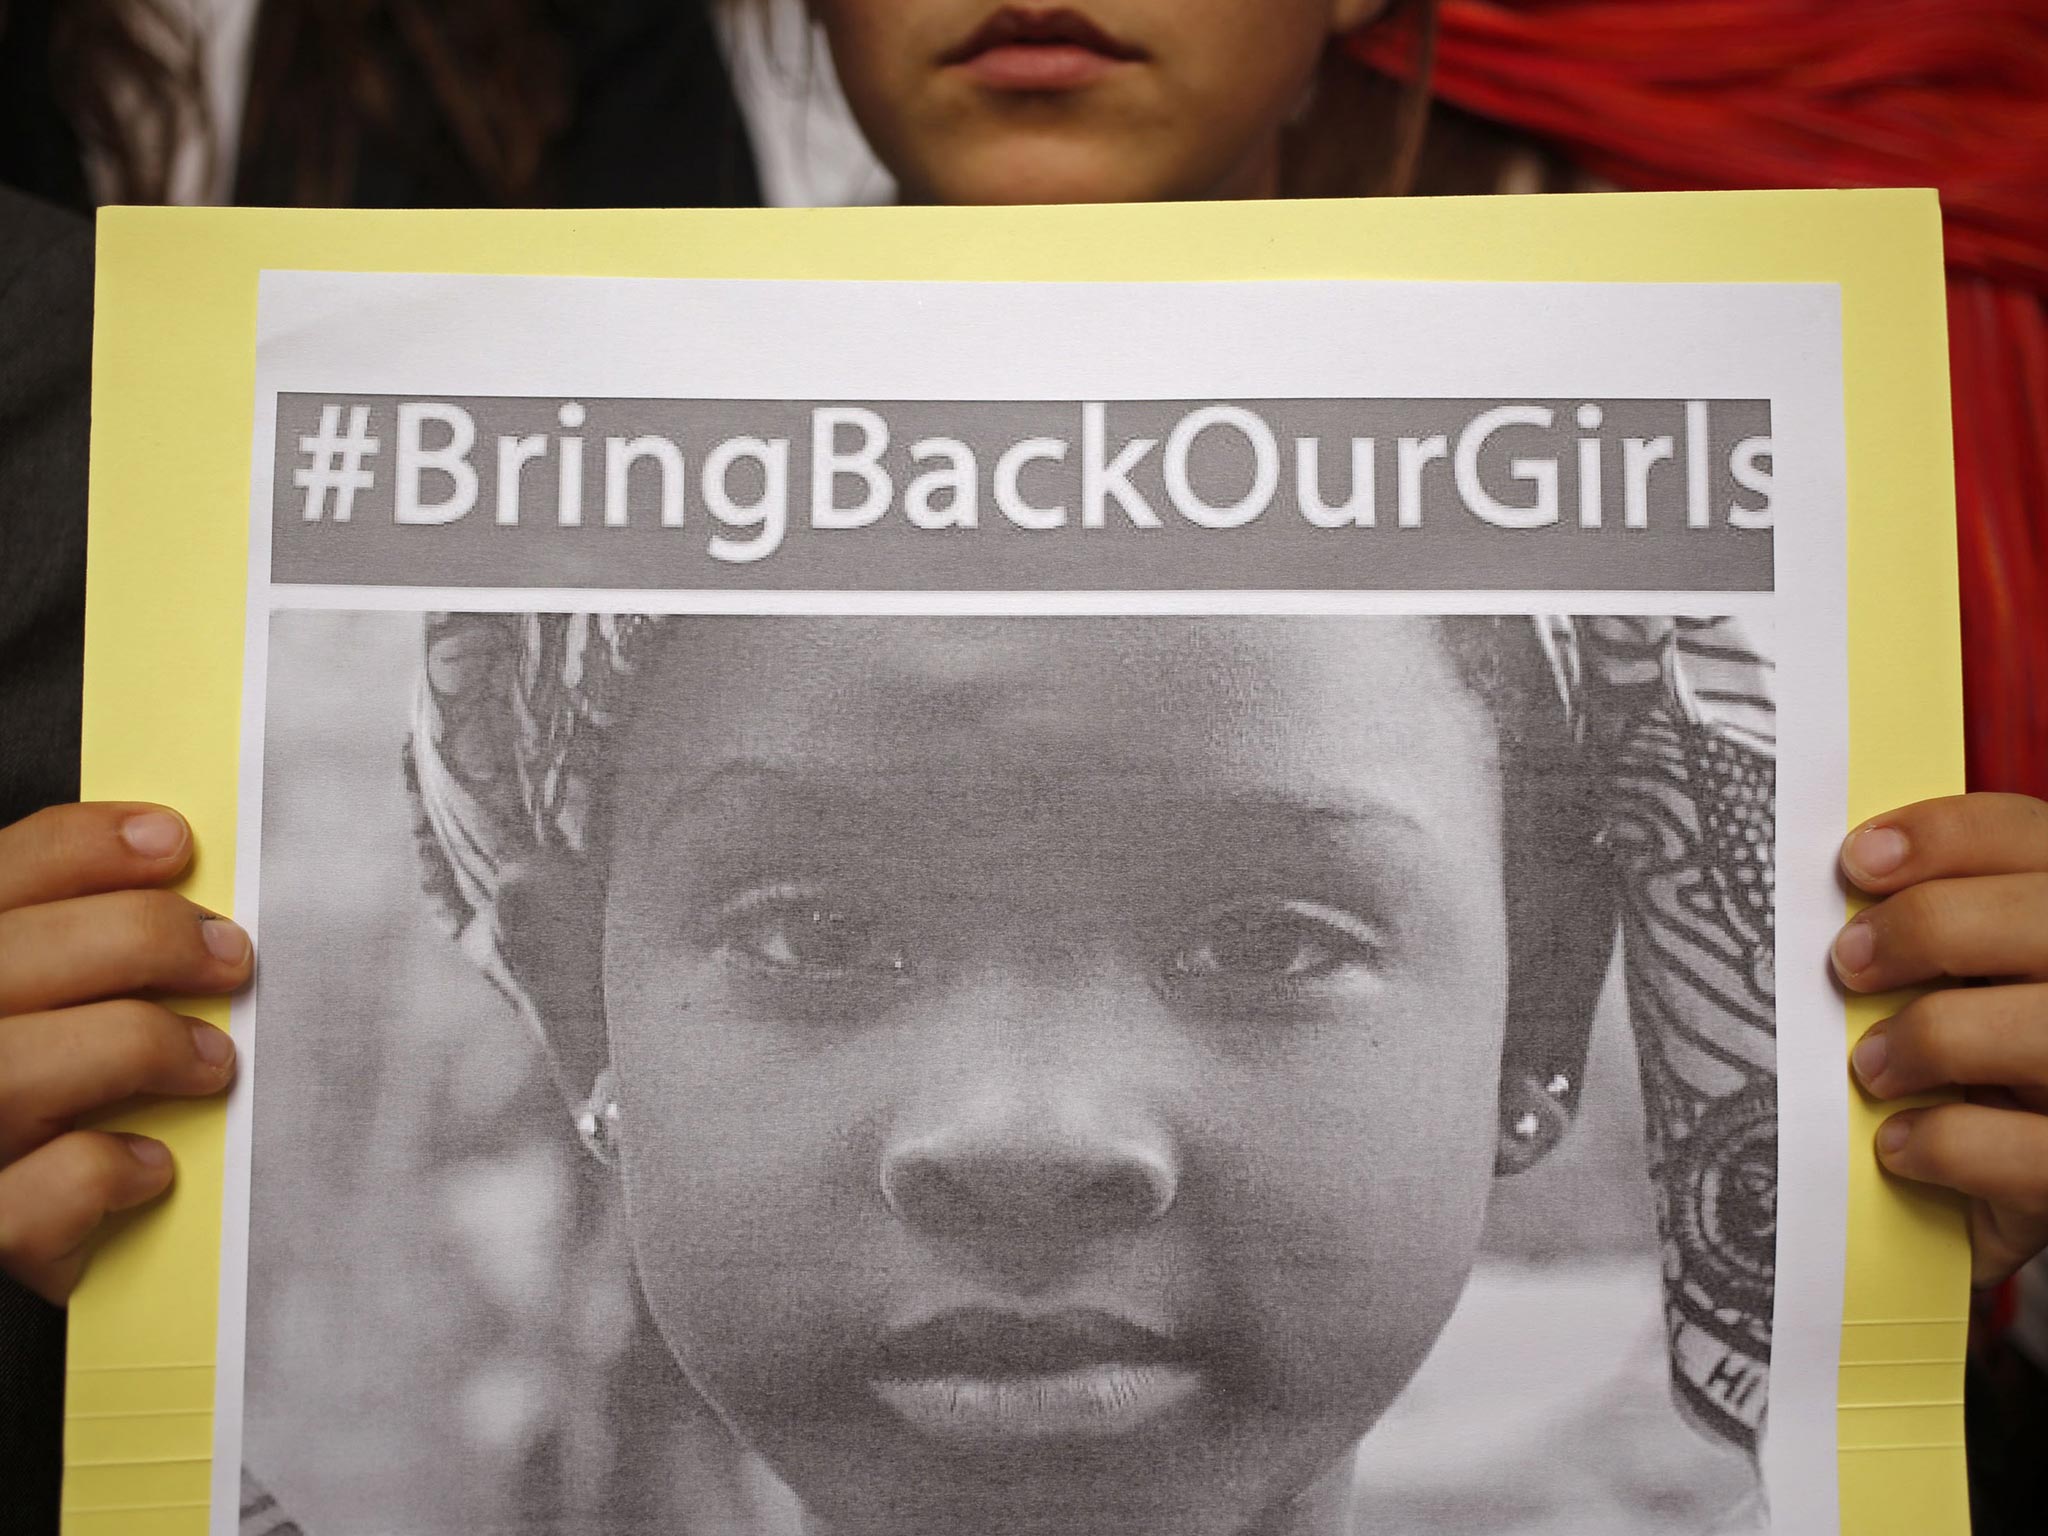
left=77, top=191, right=1965, bottom=1532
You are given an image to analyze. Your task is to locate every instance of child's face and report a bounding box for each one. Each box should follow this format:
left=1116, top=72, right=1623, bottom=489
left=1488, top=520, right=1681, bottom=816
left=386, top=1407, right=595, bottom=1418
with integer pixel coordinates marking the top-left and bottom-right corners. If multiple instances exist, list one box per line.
left=806, top=1, right=1386, bottom=204
left=603, top=617, right=1507, bottom=1536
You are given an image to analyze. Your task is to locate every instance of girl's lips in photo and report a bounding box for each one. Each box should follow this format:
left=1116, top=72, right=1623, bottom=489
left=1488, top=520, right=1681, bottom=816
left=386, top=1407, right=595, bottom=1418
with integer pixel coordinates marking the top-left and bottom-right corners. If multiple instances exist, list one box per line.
left=875, top=1364, right=1205, bottom=1445
left=941, top=6, right=1147, bottom=92
left=868, top=1307, right=1207, bottom=1445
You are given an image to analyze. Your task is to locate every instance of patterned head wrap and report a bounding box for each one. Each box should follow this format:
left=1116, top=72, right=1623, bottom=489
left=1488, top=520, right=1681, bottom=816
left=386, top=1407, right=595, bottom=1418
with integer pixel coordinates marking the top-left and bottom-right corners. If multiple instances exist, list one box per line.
left=405, top=612, right=1777, bottom=1454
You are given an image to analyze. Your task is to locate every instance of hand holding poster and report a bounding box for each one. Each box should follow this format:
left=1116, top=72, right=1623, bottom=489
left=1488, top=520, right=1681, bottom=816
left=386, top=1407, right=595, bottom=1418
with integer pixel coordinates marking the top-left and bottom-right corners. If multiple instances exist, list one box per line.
left=70, top=194, right=1966, bottom=1536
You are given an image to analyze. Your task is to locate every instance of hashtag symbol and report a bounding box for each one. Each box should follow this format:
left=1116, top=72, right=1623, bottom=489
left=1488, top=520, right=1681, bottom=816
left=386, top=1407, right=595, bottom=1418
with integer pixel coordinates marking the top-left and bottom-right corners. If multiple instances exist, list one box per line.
left=294, top=404, right=381, bottom=523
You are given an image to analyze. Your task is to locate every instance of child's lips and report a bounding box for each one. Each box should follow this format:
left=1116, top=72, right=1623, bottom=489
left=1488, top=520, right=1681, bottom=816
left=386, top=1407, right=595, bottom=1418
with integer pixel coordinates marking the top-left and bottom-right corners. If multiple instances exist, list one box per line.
left=942, top=6, right=1147, bottom=92
left=954, top=43, right=1133, bottom=92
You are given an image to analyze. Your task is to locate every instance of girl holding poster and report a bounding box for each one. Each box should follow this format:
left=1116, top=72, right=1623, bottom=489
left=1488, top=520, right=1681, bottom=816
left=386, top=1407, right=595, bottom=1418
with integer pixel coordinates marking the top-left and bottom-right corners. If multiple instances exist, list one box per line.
left=0, top=4, right=2044, bottom=1536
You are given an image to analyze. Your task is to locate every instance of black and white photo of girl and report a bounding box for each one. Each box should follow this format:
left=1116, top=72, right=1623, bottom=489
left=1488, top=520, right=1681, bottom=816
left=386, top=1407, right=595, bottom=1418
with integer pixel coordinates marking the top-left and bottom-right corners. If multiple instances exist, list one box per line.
left=240, top=610, right=1776, bottom=1536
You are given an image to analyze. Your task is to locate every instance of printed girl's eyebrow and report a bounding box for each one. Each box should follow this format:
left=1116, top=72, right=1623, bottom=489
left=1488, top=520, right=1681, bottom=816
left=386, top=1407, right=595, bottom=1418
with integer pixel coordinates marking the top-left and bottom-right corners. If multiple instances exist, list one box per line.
left=658, top=759, right=839, bottom=829
left=638, top=756, right=792, bottom=831
left=685, top=759, right=807, bottom=799
left=664, top=760, right=1435, bottom=841
left=1185, top=791, right=1430, bottom=838
left=650, top=760, right=875, bottom=853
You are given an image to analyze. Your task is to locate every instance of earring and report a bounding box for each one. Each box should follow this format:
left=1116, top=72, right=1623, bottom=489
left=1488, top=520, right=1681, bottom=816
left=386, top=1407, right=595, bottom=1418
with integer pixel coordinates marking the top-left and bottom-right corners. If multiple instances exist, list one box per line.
left=1495, top=1073, right=1572, bottom=1176
left=575, top=1068, right=622, bottom=1169
left=1509, top=1080, right=1575, bottom=1141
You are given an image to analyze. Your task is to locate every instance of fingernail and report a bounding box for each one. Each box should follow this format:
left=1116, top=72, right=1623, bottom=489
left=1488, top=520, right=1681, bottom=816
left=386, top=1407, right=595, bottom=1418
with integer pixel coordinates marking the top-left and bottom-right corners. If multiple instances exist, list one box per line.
left=188, top=1021, right=234, bottom=1069
left=1851, top=1032, right=1888, bottom=1088
left=201, top=919, right=250, bottom=966
left=120, top=811, right=186, bottom=859
left=1833, top=919, right=1876, bottom=977
left=124, top=1135, right=171, bottom=1169
left=1845, top=825, right=1909, bottom=881
left=1876, top=1115, right=1913, bottom=1158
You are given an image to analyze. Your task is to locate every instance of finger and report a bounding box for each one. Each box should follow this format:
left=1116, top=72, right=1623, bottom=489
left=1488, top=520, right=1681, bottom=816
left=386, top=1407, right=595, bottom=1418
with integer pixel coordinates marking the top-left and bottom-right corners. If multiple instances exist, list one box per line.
left=0, top=1130, right=174, bottom=1303
left=0, top=803, right=192, bottom=913
left=1851, top=983, right=2048, bottom=1100
left=1874, top=1101, right=2048, bottom=1213
left=1841, top=793, right=2048, bottom=896
left=0, top=890, right=252, bottom=1016
left=0, top=1001, right=235, bottom=1164
left=1831, top=874, right=2048, bottom=993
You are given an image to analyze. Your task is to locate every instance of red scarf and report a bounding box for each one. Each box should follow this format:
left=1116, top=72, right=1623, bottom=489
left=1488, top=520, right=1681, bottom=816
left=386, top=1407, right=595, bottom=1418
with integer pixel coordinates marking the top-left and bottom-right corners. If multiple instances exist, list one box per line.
left=1353, top=0, right=2048, bottom=795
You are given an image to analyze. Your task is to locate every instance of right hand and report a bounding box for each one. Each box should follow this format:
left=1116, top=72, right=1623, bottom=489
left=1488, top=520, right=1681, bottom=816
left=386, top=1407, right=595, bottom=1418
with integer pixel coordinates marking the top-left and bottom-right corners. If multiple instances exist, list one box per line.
left=0, top=803, right=249, bottom=1302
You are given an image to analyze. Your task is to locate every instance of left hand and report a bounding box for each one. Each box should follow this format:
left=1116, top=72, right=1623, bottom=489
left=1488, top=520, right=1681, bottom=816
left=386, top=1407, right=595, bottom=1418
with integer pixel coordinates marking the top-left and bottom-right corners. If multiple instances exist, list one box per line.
left=1834, top=792, right=2048, bottom=1286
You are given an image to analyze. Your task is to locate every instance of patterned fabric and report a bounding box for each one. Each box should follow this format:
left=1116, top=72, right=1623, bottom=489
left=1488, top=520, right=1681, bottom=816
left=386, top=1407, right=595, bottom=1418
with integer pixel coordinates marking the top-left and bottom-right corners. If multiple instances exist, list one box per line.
left=404, top=612, right=1777, bottom=1452
left=1577, top=617, right=1777, bottom=1447
left=405, top=612, right=659, bottom=1012
left=240, top=1469, right=306, bottom=1536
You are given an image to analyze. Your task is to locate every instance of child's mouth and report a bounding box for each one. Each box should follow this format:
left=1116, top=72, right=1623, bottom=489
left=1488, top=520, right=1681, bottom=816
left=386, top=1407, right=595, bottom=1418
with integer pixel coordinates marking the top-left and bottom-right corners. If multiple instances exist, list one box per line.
left=942, top=7, right=1148, bottom=93
left=868, top=1307, right=1205, bottom=1444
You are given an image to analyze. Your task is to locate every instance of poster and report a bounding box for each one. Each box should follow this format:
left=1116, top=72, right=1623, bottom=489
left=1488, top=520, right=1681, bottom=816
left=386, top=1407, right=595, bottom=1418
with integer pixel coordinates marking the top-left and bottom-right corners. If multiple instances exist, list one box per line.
left=72, top=196, right=1967, bottom=1536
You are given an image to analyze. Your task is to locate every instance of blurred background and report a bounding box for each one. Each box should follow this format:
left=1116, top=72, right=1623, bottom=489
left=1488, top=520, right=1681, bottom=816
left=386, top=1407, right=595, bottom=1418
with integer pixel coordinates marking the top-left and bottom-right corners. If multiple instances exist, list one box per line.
left=247, top=610, right=1755, bottom=1535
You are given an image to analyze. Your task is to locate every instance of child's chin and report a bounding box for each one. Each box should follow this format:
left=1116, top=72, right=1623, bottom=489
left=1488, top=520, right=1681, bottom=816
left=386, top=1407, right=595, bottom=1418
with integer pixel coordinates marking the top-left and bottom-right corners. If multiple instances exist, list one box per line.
left=923, top=144, right=1181, bottom=207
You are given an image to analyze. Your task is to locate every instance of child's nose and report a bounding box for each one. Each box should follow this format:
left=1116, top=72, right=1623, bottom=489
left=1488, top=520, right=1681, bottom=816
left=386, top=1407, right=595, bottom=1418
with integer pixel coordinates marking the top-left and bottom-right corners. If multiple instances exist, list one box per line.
left=879, top=1095, right=1179, bottom=1248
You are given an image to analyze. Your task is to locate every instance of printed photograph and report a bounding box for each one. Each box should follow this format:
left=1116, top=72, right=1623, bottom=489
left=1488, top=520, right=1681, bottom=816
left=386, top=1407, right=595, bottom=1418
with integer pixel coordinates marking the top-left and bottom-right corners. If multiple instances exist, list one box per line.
left=240, top=611, right=1778, bottom=1536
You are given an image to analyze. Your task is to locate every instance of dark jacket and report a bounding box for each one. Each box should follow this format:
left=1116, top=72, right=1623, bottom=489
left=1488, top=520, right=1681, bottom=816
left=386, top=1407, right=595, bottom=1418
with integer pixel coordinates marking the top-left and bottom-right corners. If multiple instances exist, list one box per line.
left=0, top=182, right=92, bottom=1536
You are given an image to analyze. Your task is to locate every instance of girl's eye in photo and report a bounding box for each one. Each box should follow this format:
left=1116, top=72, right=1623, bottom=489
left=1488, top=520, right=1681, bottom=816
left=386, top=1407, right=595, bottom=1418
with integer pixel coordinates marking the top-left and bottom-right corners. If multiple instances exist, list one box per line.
left=715, top=884, right=913, bottom=979
left=1164, top=899, right=1383, bottom=991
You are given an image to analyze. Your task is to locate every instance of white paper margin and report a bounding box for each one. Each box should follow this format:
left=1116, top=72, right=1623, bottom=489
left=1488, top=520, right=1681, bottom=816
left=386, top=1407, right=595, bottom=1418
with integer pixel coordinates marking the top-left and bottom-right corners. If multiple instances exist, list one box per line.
left=212, top=272, right=1851, bottom=1534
